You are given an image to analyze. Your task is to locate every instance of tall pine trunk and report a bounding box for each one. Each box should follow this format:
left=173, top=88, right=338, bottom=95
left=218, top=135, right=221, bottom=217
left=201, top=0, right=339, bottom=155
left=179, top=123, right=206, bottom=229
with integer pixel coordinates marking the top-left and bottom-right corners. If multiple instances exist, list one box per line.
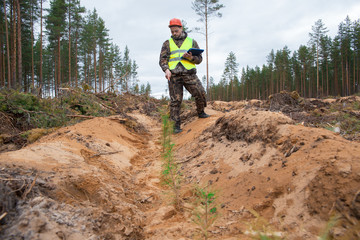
left=98, top=47, right=102, bottom=92
left=300, top=69, right=304, bottom=97
left=326, top=62, right=329, bottom=96
left=341, top=55, right=345, bottom=96
left=68, top=0, right=71, bottom=86
left=205, top=5, right=209, bottom=100
left=353, top=54, right=356, bottom=94
left=316, top=46, right=319, bottom=97
left=334, top=59, right=339, bottom=96
left=11, top=1, right=16, bottom=89
left=93, top=46, right=96, bottom=93
left=16, top=0, right=22, bottom=90
left=39, top=0, right=43, bottom=91
left=57, top=36, right=61, bottom=96
left=0, top=29, right=3, bottom=86
left=308, top=70, right=311, bottom=98
left=31, top=1, right=34, bottom=89
left=3, top=0, right=10, bottom=87
left=84, top=53, right=87, bottom=84
left=75, top=31, right=78, bottom=87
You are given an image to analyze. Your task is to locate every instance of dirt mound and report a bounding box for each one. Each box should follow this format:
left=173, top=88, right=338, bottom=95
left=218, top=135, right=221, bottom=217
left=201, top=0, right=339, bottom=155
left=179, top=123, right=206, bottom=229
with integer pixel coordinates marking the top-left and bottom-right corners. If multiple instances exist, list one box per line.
left=0, top=116, right=152, bottom=239
left=175, top=108, right=360, bottom=239
left=0, top=112, right=27, bottom=152
left=211, top=109, right=293, bottom=143
left=1, top=96, right=360, bottom=240
left=269, top=91, right=301, bottom=113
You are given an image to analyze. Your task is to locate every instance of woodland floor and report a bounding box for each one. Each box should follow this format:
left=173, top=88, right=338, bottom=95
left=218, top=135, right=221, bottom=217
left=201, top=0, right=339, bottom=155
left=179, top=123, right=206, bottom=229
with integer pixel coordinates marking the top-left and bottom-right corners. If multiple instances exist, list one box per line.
left=0, top=92, right=359, bottom=240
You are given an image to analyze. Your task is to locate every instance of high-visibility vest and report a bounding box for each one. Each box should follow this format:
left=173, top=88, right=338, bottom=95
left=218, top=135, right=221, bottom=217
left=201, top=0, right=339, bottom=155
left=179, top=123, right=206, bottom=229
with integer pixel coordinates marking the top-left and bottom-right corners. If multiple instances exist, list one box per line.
left=168, top=37, right=196, bottom=70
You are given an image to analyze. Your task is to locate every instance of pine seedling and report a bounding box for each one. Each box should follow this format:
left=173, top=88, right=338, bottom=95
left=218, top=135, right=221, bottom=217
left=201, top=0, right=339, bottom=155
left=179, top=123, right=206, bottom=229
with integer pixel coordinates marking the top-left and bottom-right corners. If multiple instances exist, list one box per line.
left=161, top=111, right=173, bottom=153
left=192, top=185, right=219, bottom=240
left=318, top=215, right=340, bottom=240
left=161, top=113, right=183, bottom=210
left=246, top=209, right=284, bottom=240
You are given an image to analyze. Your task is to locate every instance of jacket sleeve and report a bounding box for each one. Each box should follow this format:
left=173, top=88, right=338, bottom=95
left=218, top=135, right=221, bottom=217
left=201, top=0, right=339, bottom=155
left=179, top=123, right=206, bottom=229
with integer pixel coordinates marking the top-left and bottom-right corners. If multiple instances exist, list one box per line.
left=159, top=40, right=170, bottom=72
left=192, top=39, right=203, bottom=64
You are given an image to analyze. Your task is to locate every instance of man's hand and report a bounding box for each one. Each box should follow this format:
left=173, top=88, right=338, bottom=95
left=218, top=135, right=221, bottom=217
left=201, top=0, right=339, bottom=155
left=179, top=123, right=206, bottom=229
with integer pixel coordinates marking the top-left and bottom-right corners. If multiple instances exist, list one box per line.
left=165, top=69, right=172, bottom=81
left=182, top=52, right=193, bottom=61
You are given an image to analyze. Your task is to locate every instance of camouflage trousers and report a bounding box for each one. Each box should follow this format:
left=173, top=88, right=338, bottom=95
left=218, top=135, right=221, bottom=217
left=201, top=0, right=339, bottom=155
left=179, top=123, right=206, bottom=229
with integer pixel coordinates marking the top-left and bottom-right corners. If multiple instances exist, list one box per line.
left=168, top=74, right=207, bottom=127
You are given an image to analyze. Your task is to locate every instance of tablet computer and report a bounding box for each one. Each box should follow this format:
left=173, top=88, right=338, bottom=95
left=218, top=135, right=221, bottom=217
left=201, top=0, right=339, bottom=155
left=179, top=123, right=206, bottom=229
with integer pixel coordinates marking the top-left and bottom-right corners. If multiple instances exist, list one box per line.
left=187, top=48, right=204, bottom=56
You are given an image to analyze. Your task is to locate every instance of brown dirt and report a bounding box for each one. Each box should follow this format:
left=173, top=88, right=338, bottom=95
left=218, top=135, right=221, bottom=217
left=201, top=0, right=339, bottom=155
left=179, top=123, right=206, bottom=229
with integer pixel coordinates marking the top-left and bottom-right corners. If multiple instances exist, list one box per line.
left=0, top=95, right=359, bottom=240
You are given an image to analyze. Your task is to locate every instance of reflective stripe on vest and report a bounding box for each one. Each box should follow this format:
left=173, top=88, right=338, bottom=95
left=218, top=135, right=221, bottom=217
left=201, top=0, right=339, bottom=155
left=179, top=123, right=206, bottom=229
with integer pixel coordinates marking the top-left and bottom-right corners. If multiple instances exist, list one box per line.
left=168, top=37, right=196, bottom=70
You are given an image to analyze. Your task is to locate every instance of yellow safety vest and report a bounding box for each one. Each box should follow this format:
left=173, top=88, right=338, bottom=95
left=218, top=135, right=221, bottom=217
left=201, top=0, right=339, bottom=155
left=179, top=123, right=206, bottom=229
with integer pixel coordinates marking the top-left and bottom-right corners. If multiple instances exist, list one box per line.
left=168, top=37, right=196, bottom=70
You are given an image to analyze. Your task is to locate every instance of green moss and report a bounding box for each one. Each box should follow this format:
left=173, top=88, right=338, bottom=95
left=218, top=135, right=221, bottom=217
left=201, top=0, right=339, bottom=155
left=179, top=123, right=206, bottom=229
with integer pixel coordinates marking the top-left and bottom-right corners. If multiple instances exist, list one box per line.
left=21, top=128, right=56, bottom=143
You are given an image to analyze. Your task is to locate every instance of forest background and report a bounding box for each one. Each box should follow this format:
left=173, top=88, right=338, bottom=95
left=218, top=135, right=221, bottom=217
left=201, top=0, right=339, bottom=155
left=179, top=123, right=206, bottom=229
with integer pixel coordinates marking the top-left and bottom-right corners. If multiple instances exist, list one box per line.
left=1, top=0, right=360, bottom=101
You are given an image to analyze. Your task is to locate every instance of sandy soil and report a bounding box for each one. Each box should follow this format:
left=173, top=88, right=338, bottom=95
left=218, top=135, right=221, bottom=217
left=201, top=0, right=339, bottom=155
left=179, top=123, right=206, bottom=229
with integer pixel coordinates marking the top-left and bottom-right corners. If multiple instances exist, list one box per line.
left=0, top=101, right=359, bottom=240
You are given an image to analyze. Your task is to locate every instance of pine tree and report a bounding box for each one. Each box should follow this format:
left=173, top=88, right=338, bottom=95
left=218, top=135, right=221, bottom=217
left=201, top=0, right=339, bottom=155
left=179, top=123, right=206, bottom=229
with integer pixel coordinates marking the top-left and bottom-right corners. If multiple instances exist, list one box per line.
left=145, top=81, right=151, bottom=96
left=309, top=19, right=329, bottom=97
left=192, top=0, right=224, bottom=100
left=319, top=35, right=332, bottom=96
left=96, top=16, right=109, bottom=92
left=16, top=0, right=22, bottom=88
left=72, top=0, right=85, bottom=87
left=3, top=0, right=11, bottom=87
left=221, top=51, right=238, bottom=101
left=338, top=16, right=352, bottom=96
left=266, top=49, right=275, bottom=95
left=46, top=0, right=67, bottom=96
left=353, top=20, right=360, bottom=92
left=39, top=0, right=43, bottom=91
left=298, top=45, right=311, bottom=97
left=122, top=45, right=131, bottom=92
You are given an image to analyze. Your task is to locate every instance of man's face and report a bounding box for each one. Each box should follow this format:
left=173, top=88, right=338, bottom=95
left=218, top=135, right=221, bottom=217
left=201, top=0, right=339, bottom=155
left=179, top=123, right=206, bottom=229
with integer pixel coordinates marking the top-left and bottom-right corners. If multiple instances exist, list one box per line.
left=170, top=26, right=183, bottom=38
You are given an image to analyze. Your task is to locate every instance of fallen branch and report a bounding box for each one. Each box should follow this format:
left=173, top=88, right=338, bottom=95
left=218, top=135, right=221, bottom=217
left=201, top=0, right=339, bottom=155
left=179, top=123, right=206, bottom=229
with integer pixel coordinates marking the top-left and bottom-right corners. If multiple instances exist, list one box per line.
left=99, top=71, right=130, bottom=94
left=90, top=150, right=123, bottom=158
left=67, top=115, right=128, bottom=123
left=22, top=175, right=38, bottom=200
left=0, top=212, right=7, bottom=221
left=67, top=115, right=95, bottom=119
left=99, top=102, right=117, bottom=112
left=0, top=177, right=24, bottom=181
left=107, top=117, right=127, bottom=123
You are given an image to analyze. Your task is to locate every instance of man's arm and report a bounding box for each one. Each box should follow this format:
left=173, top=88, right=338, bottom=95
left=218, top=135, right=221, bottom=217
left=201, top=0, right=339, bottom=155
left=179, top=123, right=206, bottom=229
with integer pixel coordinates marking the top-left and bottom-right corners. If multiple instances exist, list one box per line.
left=159, top=40, right=172, bottom=80
left=191, top=39, right=203, bottom=64
left=159, top=40, right=170, bottom=72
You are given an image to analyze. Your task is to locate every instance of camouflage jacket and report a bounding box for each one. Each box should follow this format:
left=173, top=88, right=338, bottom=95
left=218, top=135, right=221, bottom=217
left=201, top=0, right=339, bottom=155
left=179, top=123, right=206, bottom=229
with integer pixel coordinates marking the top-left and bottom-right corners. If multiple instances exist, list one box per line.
left=159, top=31, right=202, bottom=76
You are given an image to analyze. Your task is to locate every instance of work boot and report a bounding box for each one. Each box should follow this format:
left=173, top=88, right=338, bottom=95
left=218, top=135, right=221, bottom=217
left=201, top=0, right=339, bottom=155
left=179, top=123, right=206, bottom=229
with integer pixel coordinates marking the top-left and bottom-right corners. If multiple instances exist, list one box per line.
left=173, top=126, right=182, bottom=134
left=173, top=122, right=182, bottom=134
left=198, top=111, right=210, bottom=118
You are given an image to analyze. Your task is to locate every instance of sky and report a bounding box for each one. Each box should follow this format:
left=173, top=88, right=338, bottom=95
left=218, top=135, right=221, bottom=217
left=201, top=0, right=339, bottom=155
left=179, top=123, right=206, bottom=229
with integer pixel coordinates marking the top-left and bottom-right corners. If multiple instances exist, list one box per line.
left=79, top=0, right=360, bottom=98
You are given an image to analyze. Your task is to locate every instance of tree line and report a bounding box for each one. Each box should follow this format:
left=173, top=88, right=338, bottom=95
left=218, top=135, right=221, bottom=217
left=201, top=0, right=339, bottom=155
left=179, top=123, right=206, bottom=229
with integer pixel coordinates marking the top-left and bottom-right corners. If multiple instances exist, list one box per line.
left=0, top=0, right=151, bottom=97
left=210, top=17, right=360, bottom=101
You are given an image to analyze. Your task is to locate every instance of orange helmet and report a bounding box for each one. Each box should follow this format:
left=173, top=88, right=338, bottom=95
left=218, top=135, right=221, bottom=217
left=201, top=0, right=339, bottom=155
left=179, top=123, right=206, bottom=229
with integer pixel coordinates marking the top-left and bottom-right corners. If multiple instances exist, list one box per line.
left=169, top=18, right=182, bottom=27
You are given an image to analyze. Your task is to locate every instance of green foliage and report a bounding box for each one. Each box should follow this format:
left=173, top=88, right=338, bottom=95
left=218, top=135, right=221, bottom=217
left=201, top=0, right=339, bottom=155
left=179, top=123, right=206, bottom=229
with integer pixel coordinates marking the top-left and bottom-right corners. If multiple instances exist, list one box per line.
left=21, top=128, right=56, bottom=143
left=246, top=209, right=284, bottom=240
left=209, top=17, right=360, bottom=101
left=318, top=215, right=339, bottom=240
left=222, top=51, right=239, bottom=101
left=0, top=89, right=113, bottom=130
left=192, top=0, right=225, bottom=98
left=3, top=91, right=41, bottom=113
left=340, top=113, right=360, bottom=134
left=46, top=0, right=67, bottom=39
left=192, top=0, right=225, bottom=20
left=192, top=185, right=219, bottom=240
left=0, top=90, right=65, bottom=128
left=326, top=100, right=360, bottom=136
left=352, top=101, right=360, bottom=110
left=160, top=111, right=182, bottom=210
left=60, top=91, right=111, bottom=116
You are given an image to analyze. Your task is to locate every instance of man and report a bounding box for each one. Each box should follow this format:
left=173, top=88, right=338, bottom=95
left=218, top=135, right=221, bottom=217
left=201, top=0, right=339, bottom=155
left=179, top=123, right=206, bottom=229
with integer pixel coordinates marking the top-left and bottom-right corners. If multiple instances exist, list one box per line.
left=159, top=18, right=209, bottom=134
